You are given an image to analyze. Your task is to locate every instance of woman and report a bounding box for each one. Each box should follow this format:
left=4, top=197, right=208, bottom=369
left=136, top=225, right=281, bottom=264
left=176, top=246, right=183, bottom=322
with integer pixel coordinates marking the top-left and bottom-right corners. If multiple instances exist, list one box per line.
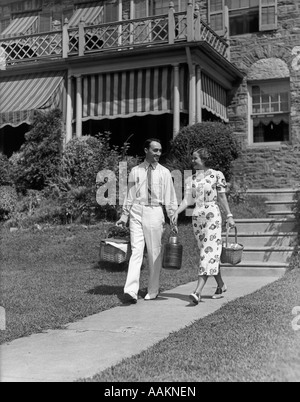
left=171, top=148, right=235, bottom=304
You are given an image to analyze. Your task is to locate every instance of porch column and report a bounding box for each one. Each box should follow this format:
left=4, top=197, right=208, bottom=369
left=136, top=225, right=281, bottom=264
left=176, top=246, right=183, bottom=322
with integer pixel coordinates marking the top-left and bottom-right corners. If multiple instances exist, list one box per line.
left=118, top=0, right=122, bottom=46
left=75, top=74, right=82, bottom=138
left=65, top=75, right=73, bottom=144
left=173, top=64, right=180, bottom=138
left=189, top=64, right=196, bottom=125
left=196, top=65, right=202, bottom=123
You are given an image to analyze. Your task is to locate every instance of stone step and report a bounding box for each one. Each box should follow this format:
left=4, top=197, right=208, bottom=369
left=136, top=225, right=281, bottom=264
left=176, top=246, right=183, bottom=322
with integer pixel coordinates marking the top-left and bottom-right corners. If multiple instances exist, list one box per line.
left=221, top=261, right=288, bottom=277
left=222, top=232, right=298, bottom=247
left=240, top=246, right=294, bottom=263
left=265, top=200, right=296, bottom=212
left=267, top=211, right=295, bottom=218
left=247, top=188, right=299, bottom=202
left=234, top=218, right=297, bottom=233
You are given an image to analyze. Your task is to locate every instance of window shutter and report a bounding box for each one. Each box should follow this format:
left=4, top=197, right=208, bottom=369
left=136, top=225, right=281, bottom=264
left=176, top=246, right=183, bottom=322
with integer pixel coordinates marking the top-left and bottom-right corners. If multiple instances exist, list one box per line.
left=259, top=0, right=277, bottom=31
left=208, top=0, right=225, bottom=36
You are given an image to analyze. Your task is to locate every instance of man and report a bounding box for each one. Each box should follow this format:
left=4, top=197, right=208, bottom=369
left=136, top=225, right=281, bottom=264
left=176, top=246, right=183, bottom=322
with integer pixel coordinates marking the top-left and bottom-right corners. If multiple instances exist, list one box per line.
left=117, top=138, right=178, bottom=303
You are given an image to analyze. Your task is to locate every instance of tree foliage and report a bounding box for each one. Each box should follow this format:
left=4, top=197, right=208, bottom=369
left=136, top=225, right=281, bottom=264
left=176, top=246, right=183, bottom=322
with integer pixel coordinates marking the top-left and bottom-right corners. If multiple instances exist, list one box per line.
left=10, top=109, right=63, bottom=191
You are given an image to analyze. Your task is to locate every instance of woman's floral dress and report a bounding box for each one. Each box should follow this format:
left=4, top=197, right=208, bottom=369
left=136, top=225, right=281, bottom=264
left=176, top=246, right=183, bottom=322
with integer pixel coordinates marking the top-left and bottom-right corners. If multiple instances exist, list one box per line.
left=185, top=169, right=227, bottom=276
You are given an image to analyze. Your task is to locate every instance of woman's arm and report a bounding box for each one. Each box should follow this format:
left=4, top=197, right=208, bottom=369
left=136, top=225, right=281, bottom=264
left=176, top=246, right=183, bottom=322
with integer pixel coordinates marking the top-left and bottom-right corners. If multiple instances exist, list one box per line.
left=217, top=192, right=235, bottom=227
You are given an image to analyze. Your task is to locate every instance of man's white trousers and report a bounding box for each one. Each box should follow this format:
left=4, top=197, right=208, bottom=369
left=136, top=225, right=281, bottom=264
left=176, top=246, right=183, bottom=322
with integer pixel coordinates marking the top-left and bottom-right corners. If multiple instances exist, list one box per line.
left=124, top=204, right=165, bottom=297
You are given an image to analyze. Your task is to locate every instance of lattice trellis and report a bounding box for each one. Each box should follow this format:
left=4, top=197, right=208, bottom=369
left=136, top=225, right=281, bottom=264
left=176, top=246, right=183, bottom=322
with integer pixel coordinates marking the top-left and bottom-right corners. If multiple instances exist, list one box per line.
left=0, top=32, right=62, bottom=63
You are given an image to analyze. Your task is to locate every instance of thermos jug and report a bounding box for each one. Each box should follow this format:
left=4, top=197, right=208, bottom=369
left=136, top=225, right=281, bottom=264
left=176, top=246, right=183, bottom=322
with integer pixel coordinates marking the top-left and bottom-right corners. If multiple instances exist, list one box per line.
left=163, top=227, right=183, bottom=270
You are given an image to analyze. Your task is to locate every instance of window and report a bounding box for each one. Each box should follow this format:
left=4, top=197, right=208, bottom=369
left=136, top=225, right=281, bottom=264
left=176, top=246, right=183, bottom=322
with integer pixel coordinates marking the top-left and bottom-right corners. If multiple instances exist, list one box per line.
left=134, top=0, right=180, bottom=18
left=103, top=1, right=118, bottom=22
left=0, top=19, right=11, bottom=34
left=228, top=0, right=259, bottom=35
left=39, top=12, right=51, bottom=33
left=208, top=0, right=277, bottom=36
left=249, top=80, right=290, bottom=144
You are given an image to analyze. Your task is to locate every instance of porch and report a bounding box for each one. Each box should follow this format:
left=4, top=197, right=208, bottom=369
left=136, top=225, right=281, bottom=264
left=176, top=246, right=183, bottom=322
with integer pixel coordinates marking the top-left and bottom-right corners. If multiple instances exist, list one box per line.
left=0, top=1, right=243, bottom=148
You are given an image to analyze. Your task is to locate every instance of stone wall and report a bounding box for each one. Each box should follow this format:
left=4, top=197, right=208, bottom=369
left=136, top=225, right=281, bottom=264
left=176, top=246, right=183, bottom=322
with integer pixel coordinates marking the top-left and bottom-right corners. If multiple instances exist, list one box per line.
left=227, top=0, right=300, bottom=189
left=231, top=145, right=300, bottom=189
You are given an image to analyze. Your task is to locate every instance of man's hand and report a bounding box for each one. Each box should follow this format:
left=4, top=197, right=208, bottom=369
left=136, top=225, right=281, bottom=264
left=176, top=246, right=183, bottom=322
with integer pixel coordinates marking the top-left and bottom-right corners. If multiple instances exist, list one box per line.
left=116, top=218, right=127, bottom=227
left=171, top=212, right=178, bottom=226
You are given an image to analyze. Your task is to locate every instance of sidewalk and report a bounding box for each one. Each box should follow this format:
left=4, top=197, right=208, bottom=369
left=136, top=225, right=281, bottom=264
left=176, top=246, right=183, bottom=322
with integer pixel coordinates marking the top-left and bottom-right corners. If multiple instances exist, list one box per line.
left=0, top=273, right=281, bottom=382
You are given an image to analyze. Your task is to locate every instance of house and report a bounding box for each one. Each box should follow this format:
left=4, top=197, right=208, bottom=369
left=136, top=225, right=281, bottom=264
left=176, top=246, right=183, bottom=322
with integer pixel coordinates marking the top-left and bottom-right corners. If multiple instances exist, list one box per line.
left=0, top=0, right=299, bottom=188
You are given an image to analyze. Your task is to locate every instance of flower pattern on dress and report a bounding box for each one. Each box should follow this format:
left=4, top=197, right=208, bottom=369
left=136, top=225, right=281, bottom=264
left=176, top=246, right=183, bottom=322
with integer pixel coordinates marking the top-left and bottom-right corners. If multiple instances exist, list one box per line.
left=186, top=169, right=227, bottom=276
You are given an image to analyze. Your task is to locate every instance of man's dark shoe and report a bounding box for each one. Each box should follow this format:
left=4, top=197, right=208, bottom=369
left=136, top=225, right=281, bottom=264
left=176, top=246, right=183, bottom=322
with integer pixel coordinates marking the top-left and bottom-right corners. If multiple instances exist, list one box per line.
left=123, top=292, right=138, bottom=304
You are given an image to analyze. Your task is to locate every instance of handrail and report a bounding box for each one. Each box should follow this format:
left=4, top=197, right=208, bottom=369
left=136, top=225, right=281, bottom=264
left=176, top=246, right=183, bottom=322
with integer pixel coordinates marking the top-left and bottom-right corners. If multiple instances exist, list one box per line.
left=0, top=7, right=230, bottom=68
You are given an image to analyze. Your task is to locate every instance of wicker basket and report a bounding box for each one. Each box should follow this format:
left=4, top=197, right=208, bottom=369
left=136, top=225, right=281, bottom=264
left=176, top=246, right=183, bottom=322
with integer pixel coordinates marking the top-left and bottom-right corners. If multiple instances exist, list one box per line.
left=100, top=238, right=131, bottom=264
left=220, top=226, right=244, bottom=265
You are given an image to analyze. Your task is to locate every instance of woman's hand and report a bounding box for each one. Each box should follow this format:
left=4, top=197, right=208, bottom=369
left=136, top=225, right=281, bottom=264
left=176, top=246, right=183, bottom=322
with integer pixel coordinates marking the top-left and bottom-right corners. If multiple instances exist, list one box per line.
left=227, top=216, right=235, bottom=228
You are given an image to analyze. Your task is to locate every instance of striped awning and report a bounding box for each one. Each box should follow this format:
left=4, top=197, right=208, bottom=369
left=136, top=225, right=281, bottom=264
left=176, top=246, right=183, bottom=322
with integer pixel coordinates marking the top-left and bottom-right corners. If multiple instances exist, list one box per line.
left=202, top=73, right=228, bottom=122
left=0, top=72, right=66, bottom=129
left=68, top=4, right=104, bottom=27
left=1, top=16, right=38, bottom=37
left=75, top=66, right=188, bottom=121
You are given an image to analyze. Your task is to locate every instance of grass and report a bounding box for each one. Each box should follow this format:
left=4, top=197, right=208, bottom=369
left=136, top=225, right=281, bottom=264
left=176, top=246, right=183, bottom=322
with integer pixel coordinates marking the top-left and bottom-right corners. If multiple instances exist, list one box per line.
left=0, top=222, right=199, bottom=345
left=80, top=266, right=300, bottom=382
left=0, top=195, right=297, bottom=381
left=0, top=196, right=288, bottom=345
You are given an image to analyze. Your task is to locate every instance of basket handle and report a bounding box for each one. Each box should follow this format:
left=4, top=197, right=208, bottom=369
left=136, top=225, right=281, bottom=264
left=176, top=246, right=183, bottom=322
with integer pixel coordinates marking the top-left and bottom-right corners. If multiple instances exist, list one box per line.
left=171, top=223, right=178, bottom=234
left=225, top=225, right=238, bottom=247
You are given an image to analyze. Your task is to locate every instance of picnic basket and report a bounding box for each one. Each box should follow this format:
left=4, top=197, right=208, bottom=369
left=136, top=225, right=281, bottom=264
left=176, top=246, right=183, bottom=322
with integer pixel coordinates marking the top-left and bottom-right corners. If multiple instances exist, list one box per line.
left=99, top=226, right=131, bottom=264
left=220, top=226, right=244, bottom=265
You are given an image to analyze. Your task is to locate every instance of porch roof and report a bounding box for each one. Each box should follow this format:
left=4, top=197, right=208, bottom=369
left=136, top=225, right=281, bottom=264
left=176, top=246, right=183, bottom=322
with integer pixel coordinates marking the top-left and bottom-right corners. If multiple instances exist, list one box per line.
left=75, top=64, right=228, bottom=122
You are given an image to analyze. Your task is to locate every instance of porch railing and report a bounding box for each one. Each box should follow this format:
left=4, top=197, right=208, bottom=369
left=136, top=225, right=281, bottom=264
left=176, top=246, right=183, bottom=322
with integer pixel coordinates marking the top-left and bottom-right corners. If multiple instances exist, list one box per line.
left=0, top=1, right=229, bottom=69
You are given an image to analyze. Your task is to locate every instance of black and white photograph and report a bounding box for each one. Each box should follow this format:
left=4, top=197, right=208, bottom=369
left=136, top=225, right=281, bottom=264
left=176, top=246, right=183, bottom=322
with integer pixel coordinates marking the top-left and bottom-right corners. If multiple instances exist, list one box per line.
left=0, top=0, right=299, bottom=385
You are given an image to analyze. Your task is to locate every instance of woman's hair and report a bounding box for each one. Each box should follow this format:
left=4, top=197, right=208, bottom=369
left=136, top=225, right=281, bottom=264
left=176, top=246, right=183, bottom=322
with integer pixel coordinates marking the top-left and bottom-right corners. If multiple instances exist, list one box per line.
left=192, top=147, right=212, bottom=167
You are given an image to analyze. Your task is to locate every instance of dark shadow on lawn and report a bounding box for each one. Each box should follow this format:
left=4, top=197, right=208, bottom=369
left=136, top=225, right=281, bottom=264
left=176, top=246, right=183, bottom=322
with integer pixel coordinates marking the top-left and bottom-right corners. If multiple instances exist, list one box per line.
left=87, top=285, right=123, bottom=296
left=92, top=261, right=129, bottom=272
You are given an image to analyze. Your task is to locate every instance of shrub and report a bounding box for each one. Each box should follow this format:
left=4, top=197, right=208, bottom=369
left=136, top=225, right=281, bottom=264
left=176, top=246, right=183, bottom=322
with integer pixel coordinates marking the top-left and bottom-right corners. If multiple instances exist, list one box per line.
left=59, top=134, right=112, bottom=188
left=226, top=175, right=248, bottom=205
left=46, top=133, right=141, bottom=224
left=16, top=190, right=44, bottom=215
left=293, top=190, right=300, bottom=241
left=166, top=122, right=241, bottom=181
left=0, top=186, right=18, bottom=220
left=10, top=109, right=63, bottom=191
left=0, top=154, right=13, bottom=186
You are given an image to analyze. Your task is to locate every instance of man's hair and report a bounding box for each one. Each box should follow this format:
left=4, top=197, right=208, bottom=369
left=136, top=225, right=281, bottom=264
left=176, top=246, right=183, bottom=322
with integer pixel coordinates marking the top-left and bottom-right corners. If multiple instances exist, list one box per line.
left=144, top=138, right=162, bottom=150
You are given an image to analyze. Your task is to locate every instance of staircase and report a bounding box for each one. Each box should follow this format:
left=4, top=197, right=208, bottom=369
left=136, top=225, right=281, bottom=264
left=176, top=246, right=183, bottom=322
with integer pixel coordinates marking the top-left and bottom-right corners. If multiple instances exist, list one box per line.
left=221, top=188, right=299, bottom=277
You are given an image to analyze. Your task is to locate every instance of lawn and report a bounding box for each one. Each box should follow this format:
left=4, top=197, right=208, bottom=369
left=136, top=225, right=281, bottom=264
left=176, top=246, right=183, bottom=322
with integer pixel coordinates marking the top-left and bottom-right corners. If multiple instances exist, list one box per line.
left=1, top=195, right=299, bottom=381
left=0, top=222, right=199, bottom=345
left=0, top=195, right=288, bottom=346
left=81, top=266, right=300, bottom=382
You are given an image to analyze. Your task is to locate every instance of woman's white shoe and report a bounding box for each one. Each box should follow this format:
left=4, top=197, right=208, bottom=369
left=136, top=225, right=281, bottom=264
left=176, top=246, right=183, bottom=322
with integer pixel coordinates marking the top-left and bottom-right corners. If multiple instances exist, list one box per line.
left=189, top=293, right=200, bottom=305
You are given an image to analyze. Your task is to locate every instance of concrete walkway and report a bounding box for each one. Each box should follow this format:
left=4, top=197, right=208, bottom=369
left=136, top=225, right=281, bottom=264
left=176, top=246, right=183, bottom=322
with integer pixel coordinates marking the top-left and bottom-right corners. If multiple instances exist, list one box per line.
left=0, top=274, right=281, bottom=382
